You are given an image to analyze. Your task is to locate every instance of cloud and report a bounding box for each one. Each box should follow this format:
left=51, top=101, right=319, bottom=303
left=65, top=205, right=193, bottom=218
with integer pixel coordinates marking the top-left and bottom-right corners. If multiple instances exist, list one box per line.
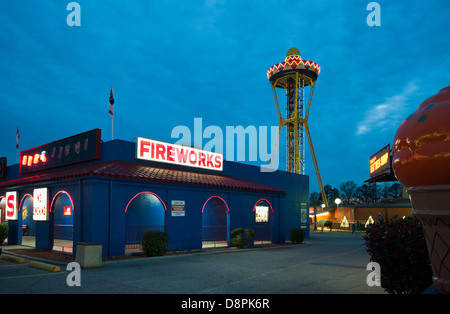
left=356, top=82, right=418, bottom=135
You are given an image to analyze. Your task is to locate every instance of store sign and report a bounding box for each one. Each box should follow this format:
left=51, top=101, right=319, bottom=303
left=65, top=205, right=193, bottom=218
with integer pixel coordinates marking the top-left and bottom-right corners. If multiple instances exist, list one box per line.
left=33, top=188, right=48, bottom=221
left=5, top=191, right=18, bottom=220
left=136, top=137, right=223, bottom=171
left=369, top=144, right=391, bottom=179
left=20, top=129, right=101, bottom=174
left=171, top=200, right=185, bottom=216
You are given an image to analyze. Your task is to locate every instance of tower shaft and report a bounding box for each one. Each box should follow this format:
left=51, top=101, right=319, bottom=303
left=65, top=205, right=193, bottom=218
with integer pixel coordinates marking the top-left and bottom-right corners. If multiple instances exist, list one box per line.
left=285, top=73, right=305, bottom=174
left=267, top=48, right=328, bottom=206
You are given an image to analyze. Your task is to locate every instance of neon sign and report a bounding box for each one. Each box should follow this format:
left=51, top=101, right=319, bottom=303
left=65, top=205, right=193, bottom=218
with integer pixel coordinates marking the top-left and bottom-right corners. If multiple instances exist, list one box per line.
left=136, top=137, right=223, bottom=171
left=369, top=144, right=392, bottom=179
left=20, top=129, right=101, bottom=174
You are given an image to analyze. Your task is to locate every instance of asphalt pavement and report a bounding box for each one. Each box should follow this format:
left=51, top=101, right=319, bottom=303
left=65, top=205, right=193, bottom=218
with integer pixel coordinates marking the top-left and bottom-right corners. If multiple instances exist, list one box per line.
left=1, top=231, right=386, bottom=296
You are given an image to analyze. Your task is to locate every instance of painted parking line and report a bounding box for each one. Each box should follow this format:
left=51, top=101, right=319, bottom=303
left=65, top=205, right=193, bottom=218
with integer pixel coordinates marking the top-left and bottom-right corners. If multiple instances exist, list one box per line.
left=0, top=271, right=66, bottom=280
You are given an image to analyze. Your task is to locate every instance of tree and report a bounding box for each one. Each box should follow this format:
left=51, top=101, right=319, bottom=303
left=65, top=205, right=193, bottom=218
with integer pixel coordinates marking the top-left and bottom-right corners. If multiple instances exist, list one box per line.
left=355, top=182, right=381, bottom=203
left=339, top=180, right=357, bottom=204
left=389, top=183, right=403, bottom=198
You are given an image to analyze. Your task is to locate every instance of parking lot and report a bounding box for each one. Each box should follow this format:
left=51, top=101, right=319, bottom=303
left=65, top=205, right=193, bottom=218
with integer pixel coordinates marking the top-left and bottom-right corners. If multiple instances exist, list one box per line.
left=0, top=232, right=386, bottom=296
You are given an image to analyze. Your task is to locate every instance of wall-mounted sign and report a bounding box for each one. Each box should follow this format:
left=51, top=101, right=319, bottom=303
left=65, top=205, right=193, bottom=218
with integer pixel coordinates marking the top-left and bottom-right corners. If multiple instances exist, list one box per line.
left=369, top=144, right=392, bottom=179
left=136, top=137, right=223, bottom=171
left=33, top=188, right=48, bottom=221
left=20, top=129, right=101, bottom=174
left=301, top=203, right=307, bottom=224
left=0, top=157, right=6, bottom=179
left=171, top=200, right=185, bottom=216
left=64, top=206, right=72, bottom=216
left=255, top=205, right=269, bottom=223
left=5, top=191, right=18, bottom=220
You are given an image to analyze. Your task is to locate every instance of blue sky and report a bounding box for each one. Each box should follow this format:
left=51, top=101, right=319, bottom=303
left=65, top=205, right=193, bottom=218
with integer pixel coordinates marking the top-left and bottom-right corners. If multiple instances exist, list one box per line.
left=0, top=0, right=449, bottom=194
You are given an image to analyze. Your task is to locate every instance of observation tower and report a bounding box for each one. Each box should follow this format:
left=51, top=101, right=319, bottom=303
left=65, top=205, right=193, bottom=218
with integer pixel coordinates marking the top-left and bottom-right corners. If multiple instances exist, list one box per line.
left=267, top=47, right=328, bottom=206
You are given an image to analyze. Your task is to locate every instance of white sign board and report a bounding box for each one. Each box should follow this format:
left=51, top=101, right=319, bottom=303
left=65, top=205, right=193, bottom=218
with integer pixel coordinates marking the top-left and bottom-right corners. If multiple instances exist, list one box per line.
left=33, top=188, right=48, bottom=221
left=171, top=200, right=185, bottom=216
left=5, top=191, right=18, bottom=220
left=136, top=137, right=223, bottom=171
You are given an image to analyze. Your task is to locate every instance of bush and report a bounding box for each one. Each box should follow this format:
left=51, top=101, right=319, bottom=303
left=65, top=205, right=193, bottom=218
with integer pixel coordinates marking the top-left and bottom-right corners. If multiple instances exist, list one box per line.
left=230, top=228, right=255, bottom=248
left=289, top=228, right=305, bottom=244
left=0, top=223, right=8, bottom=245
left=363, top=216, right=432, bottom=294
left=142, top=230, right=169, bottom=257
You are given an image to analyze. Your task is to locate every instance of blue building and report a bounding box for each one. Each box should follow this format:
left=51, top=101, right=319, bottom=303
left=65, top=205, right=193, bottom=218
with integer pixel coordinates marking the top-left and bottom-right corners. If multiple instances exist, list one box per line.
left=0, top=129, right=309, bottom=257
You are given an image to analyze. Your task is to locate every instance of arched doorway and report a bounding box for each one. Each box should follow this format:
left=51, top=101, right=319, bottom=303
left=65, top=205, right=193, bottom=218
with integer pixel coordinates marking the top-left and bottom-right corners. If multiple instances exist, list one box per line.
left=50, top=191, right=74, bottom=253
left=125, top=191, right=167, bottom=253
left=253, top=199, right=273, bottom=244
left=202, top=196, right=229, bottom=248
left=20, top=194, right=35, bottom=247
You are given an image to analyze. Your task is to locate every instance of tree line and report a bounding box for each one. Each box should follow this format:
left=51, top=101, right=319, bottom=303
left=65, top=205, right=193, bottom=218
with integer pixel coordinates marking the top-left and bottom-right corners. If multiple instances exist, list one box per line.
left=310, top=181, right=403, bottom=206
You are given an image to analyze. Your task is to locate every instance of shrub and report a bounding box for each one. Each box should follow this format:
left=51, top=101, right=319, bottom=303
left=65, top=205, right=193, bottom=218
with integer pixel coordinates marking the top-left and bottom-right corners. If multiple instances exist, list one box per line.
left=289, top=228, right=305, bottom=244
left=230, top=228, right=255, bottom=248
left=363, top=216, right=432, bottom=294
left=142, top=230, right=169, bottom=257
left=0, top=223, right=8, bottom=245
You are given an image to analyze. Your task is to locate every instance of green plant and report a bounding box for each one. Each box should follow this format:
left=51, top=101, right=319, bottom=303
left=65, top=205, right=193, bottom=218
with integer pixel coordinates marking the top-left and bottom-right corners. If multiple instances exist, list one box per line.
left=0, top=223, right=8, bottom=245
left=289, top=228, right=305, bottom=244
left=363, top=216, right=432, bottom=294
left=141, top=230, right=169, bottom=257
left=230, top=228, right=255, bottom=248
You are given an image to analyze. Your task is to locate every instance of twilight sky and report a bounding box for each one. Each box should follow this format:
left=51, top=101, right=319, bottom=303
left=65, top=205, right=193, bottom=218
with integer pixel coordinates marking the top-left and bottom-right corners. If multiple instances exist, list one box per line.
left=0, top=0, right=449, bottom=194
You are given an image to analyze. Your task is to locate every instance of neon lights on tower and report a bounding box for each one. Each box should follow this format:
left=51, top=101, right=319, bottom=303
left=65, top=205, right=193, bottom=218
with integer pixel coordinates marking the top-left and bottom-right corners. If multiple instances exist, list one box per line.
left=267, top=48, right=328, bottom=206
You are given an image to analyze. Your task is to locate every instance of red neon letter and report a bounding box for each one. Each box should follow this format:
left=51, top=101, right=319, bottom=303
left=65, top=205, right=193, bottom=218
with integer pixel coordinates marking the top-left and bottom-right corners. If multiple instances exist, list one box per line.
left=214, top=155, right=222, bottom=169
left=199, top=152, right=206, bottom=167
left=22, top=155, right=28, bottom=166
left=140, top=140, right=150, bottom=157
left=166, top=145, right=175, bottom=162
left=33, top=153, right=40, bottom=165
left=176, top=148, right=188, bottom=163
left=206, top=153, right=214, bottom=168
left=155, top=143, right=166, bottom=160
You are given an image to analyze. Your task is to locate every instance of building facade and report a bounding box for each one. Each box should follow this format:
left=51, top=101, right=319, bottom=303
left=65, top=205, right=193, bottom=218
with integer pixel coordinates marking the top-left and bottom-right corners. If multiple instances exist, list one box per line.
left=0, top=129, right=309, bottom=257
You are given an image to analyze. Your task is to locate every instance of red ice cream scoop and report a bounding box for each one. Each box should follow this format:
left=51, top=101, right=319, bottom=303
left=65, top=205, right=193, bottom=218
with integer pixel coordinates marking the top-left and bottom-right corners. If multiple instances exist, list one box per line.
left=392, top=86, right=450, bottom=187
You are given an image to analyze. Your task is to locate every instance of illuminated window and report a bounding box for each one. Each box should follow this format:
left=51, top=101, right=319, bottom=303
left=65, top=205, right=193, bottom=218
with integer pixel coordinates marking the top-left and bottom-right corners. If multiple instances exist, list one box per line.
left=255, top=206, right=269, bottom=223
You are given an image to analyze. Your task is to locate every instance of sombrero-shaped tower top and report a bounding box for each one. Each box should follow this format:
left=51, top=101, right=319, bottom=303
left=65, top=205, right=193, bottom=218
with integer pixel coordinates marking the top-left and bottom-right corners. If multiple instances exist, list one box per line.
left=267, top=47, right=321, bottom=87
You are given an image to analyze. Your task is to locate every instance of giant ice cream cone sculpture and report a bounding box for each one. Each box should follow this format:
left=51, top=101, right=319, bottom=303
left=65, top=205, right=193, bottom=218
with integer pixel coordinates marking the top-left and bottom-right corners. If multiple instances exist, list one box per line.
left=393, top=86, right=450, bottom=293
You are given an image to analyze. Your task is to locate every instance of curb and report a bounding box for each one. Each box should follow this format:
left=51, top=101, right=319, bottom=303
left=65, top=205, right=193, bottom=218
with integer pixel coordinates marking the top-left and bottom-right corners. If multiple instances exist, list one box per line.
left=1, top=251, right=63, bottom=271
left=1, top=253, right=26, bottom=264
left=29, top=260, right=61, bottom=272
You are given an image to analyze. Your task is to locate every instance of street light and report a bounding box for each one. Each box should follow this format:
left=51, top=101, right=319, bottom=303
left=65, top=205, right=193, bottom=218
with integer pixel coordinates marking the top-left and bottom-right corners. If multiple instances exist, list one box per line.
left=335, top=198, right=341, bottom=231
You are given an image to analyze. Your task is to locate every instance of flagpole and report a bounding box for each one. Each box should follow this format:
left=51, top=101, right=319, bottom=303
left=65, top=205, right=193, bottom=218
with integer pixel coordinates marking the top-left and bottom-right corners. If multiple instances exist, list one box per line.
left=109, top=86, right=114, bottom=141
left=16, top=127, right=20, bottom=164
left=111, top=112, right=114, bottom=141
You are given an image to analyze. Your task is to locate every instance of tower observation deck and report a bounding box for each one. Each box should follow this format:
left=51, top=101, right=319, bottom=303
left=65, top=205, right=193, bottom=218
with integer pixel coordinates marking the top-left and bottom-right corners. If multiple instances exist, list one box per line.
left=267, top=47, right=328, bottom=206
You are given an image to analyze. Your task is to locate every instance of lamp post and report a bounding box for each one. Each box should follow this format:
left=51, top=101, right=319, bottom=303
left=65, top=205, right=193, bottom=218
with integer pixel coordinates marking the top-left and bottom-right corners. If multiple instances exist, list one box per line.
left=335, top=198, right=341, bottom=231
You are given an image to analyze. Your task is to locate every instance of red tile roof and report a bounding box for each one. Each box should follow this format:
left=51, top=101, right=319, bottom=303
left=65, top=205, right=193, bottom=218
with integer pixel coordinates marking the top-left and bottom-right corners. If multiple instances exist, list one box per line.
left=0, top=160, right=285, bottom=194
